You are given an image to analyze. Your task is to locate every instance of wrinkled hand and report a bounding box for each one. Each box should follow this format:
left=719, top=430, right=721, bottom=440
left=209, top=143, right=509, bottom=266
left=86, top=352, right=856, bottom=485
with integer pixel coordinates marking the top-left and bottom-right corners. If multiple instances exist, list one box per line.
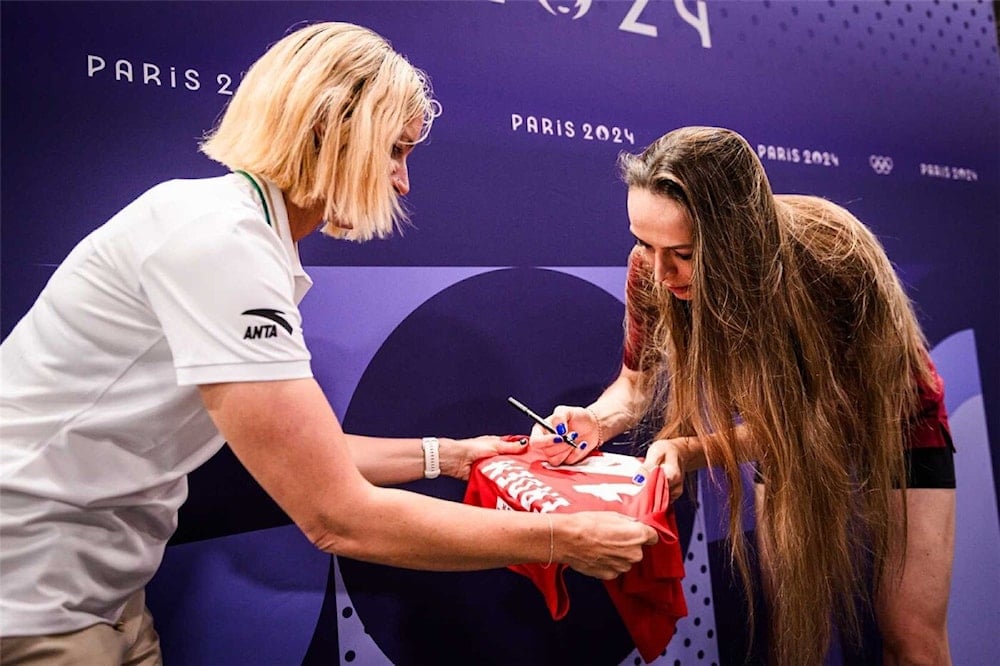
left=559, top=511, right=659, bottom=580
left=441, top=435, right=528, bottom=481
left=528, top=405, right=599, bottom=466
left=635, top=438, right=687, bottom=502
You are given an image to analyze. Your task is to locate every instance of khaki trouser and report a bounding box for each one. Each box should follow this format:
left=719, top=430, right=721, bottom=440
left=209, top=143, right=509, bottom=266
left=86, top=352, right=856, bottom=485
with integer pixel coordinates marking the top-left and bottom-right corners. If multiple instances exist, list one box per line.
left=1, top=589, right=162, bottom=666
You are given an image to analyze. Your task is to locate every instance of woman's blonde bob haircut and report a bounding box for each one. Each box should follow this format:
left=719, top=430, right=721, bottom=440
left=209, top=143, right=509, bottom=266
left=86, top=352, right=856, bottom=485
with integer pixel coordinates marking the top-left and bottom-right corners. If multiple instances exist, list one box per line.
left=201, top=22, right=439, bottom=241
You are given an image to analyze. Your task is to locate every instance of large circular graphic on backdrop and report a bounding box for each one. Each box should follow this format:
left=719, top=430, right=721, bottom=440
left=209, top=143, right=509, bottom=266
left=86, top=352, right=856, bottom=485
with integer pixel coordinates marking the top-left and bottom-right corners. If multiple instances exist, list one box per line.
left=303, top=268, right=695, bottom=665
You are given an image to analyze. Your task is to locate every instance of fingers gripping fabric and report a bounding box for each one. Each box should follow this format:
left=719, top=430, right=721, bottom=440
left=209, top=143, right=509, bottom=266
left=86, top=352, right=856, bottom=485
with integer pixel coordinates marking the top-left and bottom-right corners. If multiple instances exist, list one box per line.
left=464, top=444, right=687, bottom=664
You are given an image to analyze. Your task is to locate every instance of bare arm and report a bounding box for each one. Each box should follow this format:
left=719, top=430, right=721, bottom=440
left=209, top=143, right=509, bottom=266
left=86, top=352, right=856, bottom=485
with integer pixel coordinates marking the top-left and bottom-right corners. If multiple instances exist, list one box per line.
left=529, top=362, right=756, bottom=500
left=530, top=364, right=647, bottom=465
left=642, top=423, right=755, bottom=500
left=344, top=434, right=526, bottom=485
left=586, top=364, right=647, bottom=443
left=198, top=378, right=657, bottom=577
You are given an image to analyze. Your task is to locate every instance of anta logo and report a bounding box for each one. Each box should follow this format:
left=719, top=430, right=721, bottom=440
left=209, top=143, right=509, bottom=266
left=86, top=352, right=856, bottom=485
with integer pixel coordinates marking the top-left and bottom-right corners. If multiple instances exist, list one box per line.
left=242, top=309, right=292, bottom=340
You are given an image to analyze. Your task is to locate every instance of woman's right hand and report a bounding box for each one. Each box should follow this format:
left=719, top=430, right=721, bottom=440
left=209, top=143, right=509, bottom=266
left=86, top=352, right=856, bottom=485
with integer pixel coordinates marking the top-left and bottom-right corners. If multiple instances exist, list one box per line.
left=528, top=405, right=600, bottom=466
left=555, top=511, right=659, bottom=580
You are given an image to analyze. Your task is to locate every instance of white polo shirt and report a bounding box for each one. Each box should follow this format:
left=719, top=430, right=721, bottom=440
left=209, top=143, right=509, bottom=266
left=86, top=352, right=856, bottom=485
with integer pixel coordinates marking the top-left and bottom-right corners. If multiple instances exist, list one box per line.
left=0, top=173, right=313, bottom=636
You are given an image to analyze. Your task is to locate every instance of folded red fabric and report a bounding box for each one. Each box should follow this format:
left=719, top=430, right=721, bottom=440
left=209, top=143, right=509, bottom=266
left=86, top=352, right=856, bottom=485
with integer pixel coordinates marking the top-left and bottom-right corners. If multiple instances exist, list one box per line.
left=463, top=443, right=687, bottom=663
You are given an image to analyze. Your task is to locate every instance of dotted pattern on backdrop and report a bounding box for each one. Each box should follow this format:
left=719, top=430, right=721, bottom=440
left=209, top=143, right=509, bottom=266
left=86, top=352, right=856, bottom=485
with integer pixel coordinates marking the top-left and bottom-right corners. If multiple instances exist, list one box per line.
left=333, top=559, right=393, bottom=665
left=331, top=481, right=720, bottom=666
left=706, top=0, right=999, bottom=102
left=620, top=475, right=720, bottom=666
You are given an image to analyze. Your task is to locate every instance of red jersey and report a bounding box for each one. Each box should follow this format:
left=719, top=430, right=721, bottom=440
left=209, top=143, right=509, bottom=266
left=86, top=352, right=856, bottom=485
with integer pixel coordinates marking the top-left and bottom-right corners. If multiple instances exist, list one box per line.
left=908, top=356, right=954, bottom=449
left=464, top=447, right=687, bottom=663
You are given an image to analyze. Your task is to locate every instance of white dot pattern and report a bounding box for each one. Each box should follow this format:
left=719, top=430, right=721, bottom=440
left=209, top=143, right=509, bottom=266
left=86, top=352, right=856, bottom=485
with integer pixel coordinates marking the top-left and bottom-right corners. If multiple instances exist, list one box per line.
left=334, top=558, right=393, bottom=664
left=711, top=0, right=998, bottom=116
left=620, top=476, right=720, bottom=666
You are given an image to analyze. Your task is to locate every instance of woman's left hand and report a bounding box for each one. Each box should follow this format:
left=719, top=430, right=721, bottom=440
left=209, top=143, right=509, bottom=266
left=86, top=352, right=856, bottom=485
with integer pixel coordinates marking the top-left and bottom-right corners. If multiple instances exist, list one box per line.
left=636, top=437, right=689, bottom=502
left=440, top=435, right=529, bottom=480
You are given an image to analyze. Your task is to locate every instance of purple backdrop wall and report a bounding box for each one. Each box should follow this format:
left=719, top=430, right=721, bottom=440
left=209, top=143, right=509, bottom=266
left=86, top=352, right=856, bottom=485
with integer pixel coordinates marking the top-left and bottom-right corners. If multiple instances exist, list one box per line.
left=2, top=2, right=998, bottom=664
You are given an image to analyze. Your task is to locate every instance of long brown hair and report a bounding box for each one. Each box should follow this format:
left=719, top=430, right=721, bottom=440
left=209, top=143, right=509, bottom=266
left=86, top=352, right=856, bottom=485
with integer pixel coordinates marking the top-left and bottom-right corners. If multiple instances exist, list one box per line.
left=620, top=126, right=931, bottom=664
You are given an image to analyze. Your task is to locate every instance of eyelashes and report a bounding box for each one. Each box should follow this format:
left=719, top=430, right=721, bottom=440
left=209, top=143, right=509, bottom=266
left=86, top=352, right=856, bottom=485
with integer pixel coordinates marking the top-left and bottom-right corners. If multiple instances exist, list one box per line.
left=634, top=238, right=692, bottom=261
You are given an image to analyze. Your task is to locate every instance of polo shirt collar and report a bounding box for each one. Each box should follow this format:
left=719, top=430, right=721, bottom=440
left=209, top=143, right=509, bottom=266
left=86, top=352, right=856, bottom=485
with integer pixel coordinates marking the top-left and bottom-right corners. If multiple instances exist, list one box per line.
left=254, top=175, right=313, bottom=303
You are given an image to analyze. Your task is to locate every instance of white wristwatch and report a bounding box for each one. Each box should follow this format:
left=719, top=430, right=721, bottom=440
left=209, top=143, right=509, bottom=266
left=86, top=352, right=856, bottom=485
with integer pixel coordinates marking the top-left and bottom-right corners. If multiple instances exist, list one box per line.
left=421, top=437, right=441, bottom=479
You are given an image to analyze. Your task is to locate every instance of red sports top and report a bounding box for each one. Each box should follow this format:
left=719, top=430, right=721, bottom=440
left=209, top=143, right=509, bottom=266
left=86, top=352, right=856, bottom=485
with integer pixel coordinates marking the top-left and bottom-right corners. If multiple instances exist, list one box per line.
left=464, top=446, right=687, bottom=663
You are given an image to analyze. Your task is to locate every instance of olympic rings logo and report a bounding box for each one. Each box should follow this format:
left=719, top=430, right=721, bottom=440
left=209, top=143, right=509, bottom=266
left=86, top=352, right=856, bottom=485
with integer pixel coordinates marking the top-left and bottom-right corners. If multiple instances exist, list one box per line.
left=869, top=155, right=894, bottom=175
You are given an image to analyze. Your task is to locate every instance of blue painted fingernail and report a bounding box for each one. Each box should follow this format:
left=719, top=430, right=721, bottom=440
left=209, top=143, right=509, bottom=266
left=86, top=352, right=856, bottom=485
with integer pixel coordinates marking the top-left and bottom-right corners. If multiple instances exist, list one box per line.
left=556, top=423, right=567, bottom=436
left=633, top=473, right=645, bottom=485
left=553, top=436, right=563, bottom=443
left=579, top=442, right=588, bottom=451
left=568, top=431, right=578, bottom=441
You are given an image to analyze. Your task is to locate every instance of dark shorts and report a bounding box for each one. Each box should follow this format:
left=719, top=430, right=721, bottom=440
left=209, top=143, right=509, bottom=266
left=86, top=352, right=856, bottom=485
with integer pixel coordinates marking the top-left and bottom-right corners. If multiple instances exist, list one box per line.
left=753, top=446, right=956, bottom=489
left=902, top=446, right=956, bottom=489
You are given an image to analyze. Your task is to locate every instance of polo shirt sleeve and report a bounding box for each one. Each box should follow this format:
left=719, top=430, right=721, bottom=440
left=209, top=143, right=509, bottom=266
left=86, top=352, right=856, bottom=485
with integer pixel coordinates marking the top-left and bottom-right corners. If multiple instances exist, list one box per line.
left=139, top=213, right=312, bottom=386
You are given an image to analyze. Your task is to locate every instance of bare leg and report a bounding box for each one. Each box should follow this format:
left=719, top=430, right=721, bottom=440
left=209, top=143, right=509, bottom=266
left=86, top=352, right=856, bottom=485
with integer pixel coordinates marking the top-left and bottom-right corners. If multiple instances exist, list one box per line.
left=877, top=489, right=955, bottom=666
left=753, top=482, right=776, bottom=662
left=752, top=482, right=774, bottom=597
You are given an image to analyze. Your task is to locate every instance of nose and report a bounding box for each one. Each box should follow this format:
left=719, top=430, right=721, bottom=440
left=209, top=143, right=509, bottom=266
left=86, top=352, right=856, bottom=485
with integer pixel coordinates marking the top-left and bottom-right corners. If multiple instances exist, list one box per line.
left=392, top=159, right=410, bottom=196
left=653, top=253, right=675, bottom=283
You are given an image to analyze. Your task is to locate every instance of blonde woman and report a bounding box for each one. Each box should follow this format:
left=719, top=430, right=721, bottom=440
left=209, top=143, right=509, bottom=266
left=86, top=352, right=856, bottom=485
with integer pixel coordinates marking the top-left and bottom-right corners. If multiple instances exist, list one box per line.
left=532, top=126, right=955, bottom=665
left=0, top=23, right=657, bottom=664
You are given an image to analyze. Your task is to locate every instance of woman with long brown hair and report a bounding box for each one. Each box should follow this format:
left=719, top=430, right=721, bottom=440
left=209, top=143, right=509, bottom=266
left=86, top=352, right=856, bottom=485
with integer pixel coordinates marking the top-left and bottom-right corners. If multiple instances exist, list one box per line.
left=532, top=126, right=956, bottom=664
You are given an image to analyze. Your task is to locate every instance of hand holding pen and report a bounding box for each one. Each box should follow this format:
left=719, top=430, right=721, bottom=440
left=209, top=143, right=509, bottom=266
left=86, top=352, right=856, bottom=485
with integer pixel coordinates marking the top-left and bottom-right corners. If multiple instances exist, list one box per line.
left=507, top=397, right=598, bottom=467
